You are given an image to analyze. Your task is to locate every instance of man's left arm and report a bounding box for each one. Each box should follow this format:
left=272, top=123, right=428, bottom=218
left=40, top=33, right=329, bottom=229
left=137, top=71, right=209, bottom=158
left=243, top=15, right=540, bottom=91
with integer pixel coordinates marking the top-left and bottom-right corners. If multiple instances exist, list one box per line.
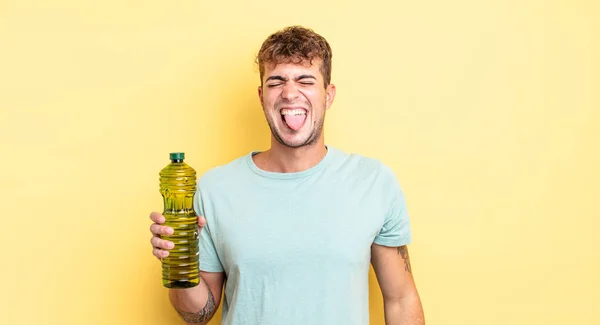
left=371, top=243, right=425, bottom=325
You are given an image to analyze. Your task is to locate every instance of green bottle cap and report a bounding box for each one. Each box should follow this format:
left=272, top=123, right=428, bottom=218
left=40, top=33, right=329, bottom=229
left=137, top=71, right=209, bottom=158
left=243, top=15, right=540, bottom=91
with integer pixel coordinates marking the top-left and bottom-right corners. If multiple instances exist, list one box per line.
left=169, top=152, right=185, bottom=160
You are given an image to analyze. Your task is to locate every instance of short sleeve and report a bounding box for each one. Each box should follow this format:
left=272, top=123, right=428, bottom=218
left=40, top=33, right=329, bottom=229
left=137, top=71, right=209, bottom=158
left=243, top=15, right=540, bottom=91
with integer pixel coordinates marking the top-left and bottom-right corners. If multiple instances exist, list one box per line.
left=194, top=188, right=224, bottom=273
left=373, top=179, right=413, bottom=247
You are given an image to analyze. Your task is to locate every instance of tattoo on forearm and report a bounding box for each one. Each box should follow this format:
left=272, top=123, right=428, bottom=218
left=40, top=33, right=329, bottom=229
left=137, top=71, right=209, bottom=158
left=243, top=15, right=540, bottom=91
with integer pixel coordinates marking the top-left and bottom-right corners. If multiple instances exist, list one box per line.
left=397, top=245, right=412, bottom=273
left=175, top=282, right=216, bottom=323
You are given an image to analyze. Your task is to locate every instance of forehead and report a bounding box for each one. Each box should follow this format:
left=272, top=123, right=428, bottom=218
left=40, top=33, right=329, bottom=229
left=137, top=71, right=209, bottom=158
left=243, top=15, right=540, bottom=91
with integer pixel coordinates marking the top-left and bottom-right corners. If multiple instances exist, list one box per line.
left=263, top=59, right=323, bottom=78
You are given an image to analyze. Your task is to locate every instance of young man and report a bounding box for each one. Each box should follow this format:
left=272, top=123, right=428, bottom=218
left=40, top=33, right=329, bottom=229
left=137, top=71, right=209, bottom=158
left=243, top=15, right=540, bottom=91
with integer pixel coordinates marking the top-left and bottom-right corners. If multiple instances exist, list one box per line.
left=149, top=26, right=425, bottom=325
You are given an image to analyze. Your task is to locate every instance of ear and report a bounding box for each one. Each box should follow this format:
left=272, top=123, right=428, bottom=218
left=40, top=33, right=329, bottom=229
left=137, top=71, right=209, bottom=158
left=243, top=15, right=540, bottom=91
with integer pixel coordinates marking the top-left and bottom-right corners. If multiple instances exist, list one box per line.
left=325, top=83, right=336, bottom=110
left=258, top=85, right=263, bottom=104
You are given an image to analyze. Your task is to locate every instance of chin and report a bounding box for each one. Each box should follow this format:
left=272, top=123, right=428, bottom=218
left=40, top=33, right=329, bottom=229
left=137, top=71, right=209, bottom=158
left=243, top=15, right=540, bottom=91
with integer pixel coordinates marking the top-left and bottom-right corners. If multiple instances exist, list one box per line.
left=279, top=137, right=310, bottom=148
left=278, top=131, right=320, bottom=148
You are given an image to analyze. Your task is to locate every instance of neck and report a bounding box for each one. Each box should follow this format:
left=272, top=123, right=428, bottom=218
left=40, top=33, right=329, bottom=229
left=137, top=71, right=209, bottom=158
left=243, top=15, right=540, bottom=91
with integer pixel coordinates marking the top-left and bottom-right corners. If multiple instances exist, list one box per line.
left=254, top=136, right=328, bottom=173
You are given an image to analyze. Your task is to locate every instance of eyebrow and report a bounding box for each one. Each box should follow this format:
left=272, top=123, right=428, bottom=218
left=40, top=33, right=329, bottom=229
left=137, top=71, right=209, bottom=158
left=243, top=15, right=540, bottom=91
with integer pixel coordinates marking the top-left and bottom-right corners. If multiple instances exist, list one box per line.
left=296, top=75, right=316, bottom=81
left=265, top=75, right=317, bottom=82
left=266, top=76, right=287, bottom=82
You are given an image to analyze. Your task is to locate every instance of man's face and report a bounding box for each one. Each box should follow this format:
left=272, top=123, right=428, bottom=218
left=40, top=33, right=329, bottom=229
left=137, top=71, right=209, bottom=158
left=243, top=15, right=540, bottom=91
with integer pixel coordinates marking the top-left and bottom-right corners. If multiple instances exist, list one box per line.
left=258, top=59, right=336, bottom=148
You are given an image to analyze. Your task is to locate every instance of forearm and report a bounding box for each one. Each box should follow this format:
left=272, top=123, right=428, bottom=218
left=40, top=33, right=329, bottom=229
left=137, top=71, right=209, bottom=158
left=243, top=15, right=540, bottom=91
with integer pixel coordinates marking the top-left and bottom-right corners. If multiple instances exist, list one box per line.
left=169, top=277, right=217, bottom=325
left=384, top=294, right=425, bottom=325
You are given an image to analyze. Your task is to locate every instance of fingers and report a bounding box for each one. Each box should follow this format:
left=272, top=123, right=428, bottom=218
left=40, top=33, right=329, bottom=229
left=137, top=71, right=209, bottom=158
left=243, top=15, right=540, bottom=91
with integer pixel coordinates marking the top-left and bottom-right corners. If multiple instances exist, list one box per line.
left=151, top=236, right=174, bottom=250
left=149, top=211, right=165, bottom=224
left=150, top=232, right=174, bottom=259
left=151, top=212, right=206, bottom=261
left=150, top=211, right=173, bottom=260
left=153, top=247, right=169, bottom=259
left=149, top=223, right=174, bottom=236
left=149, top=212, right=173, bottom=236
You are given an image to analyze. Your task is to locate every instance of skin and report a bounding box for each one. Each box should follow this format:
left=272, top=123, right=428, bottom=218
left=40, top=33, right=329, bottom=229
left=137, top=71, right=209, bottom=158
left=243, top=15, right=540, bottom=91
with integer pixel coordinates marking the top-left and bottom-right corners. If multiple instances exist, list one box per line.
left=149, top=58, right=424, bottom=325
left=150, top=213, right=223, bottom=325
left=253, top=59, right=336, bottom=173
left=371, top=244, right=425, bottom=324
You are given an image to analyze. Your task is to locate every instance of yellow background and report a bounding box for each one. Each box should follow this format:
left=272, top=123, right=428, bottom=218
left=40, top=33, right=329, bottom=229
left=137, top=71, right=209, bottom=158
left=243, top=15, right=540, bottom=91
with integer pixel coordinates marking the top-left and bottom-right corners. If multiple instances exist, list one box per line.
left=1, top=0, right=598, bottom=324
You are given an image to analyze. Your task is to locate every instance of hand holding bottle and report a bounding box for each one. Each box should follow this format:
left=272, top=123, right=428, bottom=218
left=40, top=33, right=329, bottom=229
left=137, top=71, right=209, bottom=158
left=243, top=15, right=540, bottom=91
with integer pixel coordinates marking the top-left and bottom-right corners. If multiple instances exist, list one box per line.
left=150, top=212, right=207, bottom=260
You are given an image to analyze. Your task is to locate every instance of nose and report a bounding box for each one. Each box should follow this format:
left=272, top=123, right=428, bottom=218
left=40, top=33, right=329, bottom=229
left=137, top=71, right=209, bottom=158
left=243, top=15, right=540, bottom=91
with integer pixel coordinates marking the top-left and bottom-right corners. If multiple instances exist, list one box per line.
left=281, top=82, right=299, bottom=102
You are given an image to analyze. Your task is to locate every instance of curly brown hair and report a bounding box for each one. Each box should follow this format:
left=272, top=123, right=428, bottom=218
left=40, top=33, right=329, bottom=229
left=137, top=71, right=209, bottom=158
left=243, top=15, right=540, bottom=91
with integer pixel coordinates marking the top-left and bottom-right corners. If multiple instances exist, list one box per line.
left=256, top=26, right=333, bottom=87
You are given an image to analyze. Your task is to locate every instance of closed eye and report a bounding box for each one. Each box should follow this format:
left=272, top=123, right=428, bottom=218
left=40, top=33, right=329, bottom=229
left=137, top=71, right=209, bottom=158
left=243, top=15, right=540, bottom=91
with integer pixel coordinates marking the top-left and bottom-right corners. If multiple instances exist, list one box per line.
left=297, top=75, right=317, bottom=84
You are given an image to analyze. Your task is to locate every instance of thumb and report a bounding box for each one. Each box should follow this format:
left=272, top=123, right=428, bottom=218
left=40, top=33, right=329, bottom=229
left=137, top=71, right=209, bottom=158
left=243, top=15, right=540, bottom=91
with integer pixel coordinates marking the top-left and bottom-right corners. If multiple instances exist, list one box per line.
left=198, top=215, right=207, bottom=229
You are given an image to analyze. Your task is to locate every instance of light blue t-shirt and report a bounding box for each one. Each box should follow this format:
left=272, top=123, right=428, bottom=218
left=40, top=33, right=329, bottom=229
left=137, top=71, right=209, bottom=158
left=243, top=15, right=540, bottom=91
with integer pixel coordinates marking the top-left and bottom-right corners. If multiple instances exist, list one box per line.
left=193, top=146, right=412, bottom=325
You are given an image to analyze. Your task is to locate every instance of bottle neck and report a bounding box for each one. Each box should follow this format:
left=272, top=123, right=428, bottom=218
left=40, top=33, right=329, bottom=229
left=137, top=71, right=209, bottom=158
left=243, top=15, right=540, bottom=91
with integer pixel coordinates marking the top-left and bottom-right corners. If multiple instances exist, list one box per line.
left=171, top=159, right=183, bottom=163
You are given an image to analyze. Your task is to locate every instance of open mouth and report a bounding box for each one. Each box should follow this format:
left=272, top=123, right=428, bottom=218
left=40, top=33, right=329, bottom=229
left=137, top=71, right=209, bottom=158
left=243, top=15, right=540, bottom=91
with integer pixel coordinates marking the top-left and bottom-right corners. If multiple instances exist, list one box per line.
left=281, top=108, right=307, bottom=131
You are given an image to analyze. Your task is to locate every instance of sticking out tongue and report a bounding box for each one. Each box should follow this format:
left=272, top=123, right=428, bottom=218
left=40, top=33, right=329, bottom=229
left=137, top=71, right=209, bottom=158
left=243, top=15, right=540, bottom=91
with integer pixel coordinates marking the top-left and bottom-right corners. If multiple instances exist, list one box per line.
left=283, top=114, right=306, bottom=131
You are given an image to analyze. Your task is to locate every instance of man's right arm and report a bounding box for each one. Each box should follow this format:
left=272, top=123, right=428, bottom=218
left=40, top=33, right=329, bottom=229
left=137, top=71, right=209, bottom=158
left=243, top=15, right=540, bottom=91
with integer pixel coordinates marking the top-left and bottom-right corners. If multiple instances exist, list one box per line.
left=169, top=271, right=225, bottom=325
left=150, top=212, right=225, bottom=325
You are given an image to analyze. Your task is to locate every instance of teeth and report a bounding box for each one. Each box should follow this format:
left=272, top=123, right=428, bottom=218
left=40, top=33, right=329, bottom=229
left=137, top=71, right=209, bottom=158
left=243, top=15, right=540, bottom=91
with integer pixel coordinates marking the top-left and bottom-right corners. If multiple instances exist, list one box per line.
left=281, top=109, right=306, bottom=116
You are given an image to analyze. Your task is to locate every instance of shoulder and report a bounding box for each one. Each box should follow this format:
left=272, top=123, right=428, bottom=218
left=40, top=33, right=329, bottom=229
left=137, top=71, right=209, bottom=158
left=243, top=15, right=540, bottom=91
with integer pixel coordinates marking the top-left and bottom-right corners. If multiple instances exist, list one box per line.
left=328, top=146, right=404, bottom=202
left=329, top=146, right=399, bottom=181
left=197, top=153, right=250, bottom=189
